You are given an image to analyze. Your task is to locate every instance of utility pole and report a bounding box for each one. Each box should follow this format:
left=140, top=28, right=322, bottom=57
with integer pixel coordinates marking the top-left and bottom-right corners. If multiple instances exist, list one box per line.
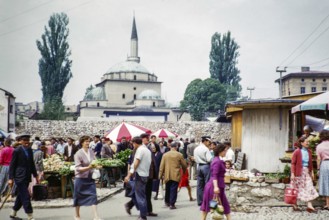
left=247, top=87, right=255, bottom=99
left=276, top=67, right=287, bottom=99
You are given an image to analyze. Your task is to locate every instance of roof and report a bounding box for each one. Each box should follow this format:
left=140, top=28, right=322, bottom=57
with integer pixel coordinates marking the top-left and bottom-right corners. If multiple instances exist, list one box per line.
left=83, top=87, right=106, bottom=101
left=106, top=61, right=150, bottom=74
left=131, top=17, right=138, bottom=40
left=0, top=88, right=15, bottom=98
left=226, top=99, right=303, bottom=113
left=274, top=71, right=329, bottom=83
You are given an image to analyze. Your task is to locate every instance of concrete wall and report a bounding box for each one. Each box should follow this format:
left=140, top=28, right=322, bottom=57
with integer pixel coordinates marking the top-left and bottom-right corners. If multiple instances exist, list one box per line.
left=242, top=108, right=289, bottom=173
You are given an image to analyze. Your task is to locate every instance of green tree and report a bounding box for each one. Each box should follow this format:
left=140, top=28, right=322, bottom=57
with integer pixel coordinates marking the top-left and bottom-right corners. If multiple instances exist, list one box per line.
left=36, top=13, right=72, bottom=120
left=180, top=78, right=226, bottom=121
left=209, top=31, right=241, bottom=102
left=84, top=84, right=94, bottom=100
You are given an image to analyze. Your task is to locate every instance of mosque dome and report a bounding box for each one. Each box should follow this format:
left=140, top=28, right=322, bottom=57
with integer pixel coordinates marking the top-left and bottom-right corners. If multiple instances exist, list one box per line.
left=138, top=89, right=161, bottom=100
left=106, top=61, right=150, bottom=74
left=84, top=87, right=106, bottom=101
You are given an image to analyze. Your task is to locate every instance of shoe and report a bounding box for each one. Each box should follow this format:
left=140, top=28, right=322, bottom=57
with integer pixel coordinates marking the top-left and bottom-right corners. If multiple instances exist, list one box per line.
left=292, top=206, right=301, bottom=211
left=323, top=206, right=329, bottom=210
left=165, top=202, right=170, bottom=207
left=137, top=217, right=147, bottom=220
left=148, top=212, right=158, bottom=216
left=9, top=216, right=22, bottom=220
left=124, top=203, right=131, bottom=215
left=189, top=198, right=196, bottom=201
left=306, top=207, right=318, bottom=213
left=153, top=196, right=158, bottom=200
left=169, top=205, right=177, bottom=210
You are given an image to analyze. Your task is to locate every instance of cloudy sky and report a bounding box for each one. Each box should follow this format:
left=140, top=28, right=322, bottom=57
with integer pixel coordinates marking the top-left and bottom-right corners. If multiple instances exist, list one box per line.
left=1, top=0, right=329, bottom=106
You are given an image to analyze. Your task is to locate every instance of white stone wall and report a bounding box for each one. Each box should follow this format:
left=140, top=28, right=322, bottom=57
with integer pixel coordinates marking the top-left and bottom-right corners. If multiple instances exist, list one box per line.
left=16, top=120, right=231, bottom=142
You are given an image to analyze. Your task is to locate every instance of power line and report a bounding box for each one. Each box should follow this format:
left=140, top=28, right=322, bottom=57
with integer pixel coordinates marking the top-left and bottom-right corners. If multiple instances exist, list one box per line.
left=0, top=0, right=95, bottom=38
left=285, top=24, right=329, bottom=66
left=0, top=0, right=53, bottom=24
left=278, top=13, right=329, bottom=67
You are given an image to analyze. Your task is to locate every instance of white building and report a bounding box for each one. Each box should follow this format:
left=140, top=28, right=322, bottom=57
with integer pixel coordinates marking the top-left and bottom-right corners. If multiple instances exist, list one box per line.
left=79, top=17, right=189, bottom=122
left=0, top=88, right=15, bottom=132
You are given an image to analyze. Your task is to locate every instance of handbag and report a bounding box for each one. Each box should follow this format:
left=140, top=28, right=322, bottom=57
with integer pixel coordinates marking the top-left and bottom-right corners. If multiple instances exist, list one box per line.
left=284, top=183, right=298, bottom=205
left=92, top=169, right=101, bottom=180
left=209, top=193, right=224, bottom=220
left=125, top=180, right=135, bottom=197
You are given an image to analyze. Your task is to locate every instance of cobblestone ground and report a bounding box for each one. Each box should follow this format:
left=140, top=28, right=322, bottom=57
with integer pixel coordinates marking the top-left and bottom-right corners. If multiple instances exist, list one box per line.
left=231, top=207, right=329, bottom=220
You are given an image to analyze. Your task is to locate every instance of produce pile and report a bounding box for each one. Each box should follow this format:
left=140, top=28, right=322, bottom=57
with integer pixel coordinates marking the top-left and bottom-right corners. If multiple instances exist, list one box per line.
left=43, top=154, right=73, bottom=176
left=91, top=158, right=125, bottom=167
left=114, top=149, right=132, bottom=164
left=43, top=154, right=65, bottom=172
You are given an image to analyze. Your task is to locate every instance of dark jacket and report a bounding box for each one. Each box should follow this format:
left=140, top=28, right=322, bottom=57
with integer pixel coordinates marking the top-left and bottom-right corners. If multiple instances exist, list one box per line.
left=63, top=144, right=79, bottom=162
left=9, top=146, right=37, bottom=183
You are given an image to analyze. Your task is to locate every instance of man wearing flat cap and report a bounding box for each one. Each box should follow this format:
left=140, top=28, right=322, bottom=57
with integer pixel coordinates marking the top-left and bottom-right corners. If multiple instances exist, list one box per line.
left=193, top=136, right=213, bottom=206
left=8, top=134, right=38, bottom=220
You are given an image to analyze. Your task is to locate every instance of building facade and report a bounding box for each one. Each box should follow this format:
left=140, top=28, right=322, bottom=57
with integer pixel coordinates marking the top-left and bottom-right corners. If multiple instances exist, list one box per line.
left=79, top=17, right=189, bottom=122
left=0, top=88, right=15, bottom=132
left=275, top=67, right=329, bottom=97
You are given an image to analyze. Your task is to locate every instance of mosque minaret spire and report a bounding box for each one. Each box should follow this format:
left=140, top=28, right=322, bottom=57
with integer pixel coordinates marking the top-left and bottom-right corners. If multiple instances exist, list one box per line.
left=127, top=16, right=140, bottom=63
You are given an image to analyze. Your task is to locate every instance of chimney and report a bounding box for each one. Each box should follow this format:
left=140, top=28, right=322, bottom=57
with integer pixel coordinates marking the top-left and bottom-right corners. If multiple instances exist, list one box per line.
left=301, top=66, right=310, bottom=72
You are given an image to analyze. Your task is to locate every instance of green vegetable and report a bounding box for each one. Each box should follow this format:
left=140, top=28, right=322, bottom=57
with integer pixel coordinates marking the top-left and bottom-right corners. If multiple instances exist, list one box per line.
left=114, top=149, right=132, bottom=164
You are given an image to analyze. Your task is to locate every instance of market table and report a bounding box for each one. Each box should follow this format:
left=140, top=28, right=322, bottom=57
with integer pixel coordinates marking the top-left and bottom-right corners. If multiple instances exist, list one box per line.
left=99, top=166, right=120, bottom=189
left=44, top=171, right=74, bottom=199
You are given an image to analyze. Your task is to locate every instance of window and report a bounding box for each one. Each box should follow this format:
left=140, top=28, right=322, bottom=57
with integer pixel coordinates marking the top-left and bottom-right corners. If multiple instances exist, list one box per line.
left=300, top=87, right=305, bottom=94
left=134, top=87, right=136, bottom=90
left=134, top=75, right=137, bottom=80
left=10, top=105, right=13, bottom=113
left=323, top=79, right=327, bottom=82
left=122, top=94, right=125, bottom=99
left=86, top=103, right=88, bottom=107
left=301, top=78, right=304, bottom=82
left=97, top=102, right=100, bottom=107
left=134, top=94, right=136, bottom=100
left=311, top=87, right=316, bottom=92
left=312, top=78, right=316, bottom=82
left=323, top=87, right=327, bottom=91
left=153, top=102, right=155, bottom=107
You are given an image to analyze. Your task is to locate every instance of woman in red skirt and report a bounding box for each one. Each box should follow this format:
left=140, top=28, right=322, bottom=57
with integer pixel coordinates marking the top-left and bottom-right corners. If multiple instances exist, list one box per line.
left=178, top=142, right=195, bottom=201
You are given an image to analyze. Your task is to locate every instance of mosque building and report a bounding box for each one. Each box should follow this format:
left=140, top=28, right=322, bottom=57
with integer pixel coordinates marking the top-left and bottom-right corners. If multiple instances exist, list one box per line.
left=79, top=17, right=190, bottom=122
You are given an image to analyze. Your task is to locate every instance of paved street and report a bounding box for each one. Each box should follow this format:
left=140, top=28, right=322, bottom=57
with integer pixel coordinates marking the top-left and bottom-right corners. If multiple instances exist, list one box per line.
left=1, top=182, right=329, bottom=220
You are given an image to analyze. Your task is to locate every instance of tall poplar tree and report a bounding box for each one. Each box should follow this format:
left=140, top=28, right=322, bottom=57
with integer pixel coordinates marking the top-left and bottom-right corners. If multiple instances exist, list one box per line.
left=209, top=31, right=241, bottom=101
left=36, top=13, right=72, bottom=120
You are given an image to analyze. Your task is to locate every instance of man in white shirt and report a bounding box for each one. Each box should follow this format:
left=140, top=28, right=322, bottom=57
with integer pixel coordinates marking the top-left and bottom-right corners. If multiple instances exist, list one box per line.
left=124, top=136, right=151, bottom=220
left=193, top=136, right=213, bottom=206
left=221, top=141, right=235, bottom=163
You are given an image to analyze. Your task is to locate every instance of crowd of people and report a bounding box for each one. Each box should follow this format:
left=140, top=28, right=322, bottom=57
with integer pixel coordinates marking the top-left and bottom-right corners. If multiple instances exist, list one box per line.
left=2, top=126, right=329, bottom=220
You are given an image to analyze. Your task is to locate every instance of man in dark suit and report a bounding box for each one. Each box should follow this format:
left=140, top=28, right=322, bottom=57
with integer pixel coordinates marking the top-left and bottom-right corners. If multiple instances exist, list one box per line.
left=8, top=134, right=38, bottom=220
left=63, top=137, right=79, bottom=162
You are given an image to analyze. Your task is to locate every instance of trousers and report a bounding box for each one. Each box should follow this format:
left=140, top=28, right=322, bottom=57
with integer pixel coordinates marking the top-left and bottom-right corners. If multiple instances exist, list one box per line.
left=197, top=164, right=210, bottom=206
left=13, top=181, right=33, bottom=214
left=165, top=180, right=179, bottom=206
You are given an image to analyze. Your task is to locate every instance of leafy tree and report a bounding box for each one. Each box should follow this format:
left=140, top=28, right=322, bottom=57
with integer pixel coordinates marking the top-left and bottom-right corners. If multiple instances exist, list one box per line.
left=180, top=78, right=226, bottom=121
left=209, top=31, right=241, bottom=101
left=36, top=13, right=72, bottom=120
left=84, top=84, right=94, bottom=100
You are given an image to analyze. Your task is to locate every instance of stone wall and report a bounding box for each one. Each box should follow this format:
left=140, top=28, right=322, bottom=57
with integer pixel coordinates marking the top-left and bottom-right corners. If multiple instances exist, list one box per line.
left=227, top=181, right=324, bottom=212
left=16, top=120, right=231, bottom=141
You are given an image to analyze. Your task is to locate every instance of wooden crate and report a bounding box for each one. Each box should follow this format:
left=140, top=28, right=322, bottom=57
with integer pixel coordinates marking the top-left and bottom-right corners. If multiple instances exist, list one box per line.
left=224, top=176, right=231, bottom=184
left=230, top=176, right=249, bottom=182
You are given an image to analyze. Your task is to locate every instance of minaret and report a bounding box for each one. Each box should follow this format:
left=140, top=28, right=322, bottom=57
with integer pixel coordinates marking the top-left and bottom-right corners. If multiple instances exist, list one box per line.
left=127, top=16, right=140, bottom=63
